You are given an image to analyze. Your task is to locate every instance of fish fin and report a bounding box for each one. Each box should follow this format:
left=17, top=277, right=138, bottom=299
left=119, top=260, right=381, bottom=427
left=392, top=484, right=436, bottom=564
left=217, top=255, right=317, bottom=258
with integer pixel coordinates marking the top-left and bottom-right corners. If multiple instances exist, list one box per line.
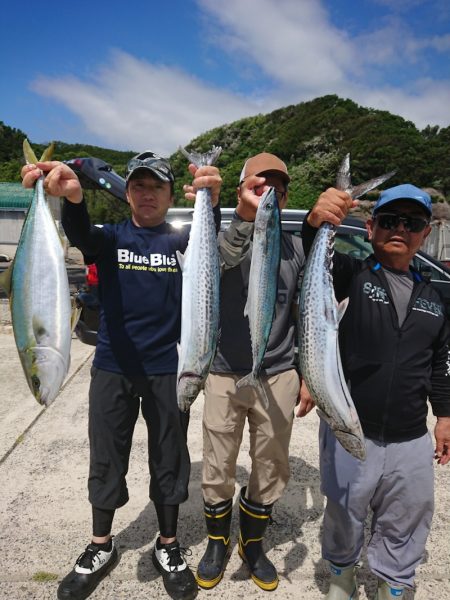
left=176, top=250, right=185, bottom=270
left=39, top=142, right=55, bottom=162
left=179, top=145, right=222, bottom=167
left=316, top=407, right=335, bottom=427
left=337, top=297, right=349, bottom=322
left=333, top=429, right=366, bottom=461
left=0, top=263, right=13, bottom=297
left=236, top=372, right=270, bottom=410
left=70, top=298, right=82, bottom=333
left=23, top=139, right=39, bottom=165
left=32, top=317, right=49, bottom=345
left=235, top=372, right=256, bottom=390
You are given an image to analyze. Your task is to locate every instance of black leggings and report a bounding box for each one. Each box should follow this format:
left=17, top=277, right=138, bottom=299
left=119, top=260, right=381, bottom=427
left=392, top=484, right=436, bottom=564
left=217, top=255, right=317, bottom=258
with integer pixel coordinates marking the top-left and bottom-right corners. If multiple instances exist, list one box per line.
left=154, top=503, right=179, bottom=538
left=92, top=504, right=179, bottom=538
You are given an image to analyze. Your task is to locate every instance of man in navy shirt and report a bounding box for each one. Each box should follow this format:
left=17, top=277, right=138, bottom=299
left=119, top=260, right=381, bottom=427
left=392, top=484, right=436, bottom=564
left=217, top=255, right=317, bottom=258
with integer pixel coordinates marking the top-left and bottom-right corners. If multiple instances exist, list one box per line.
left=22, top=152, right=221, bottom=600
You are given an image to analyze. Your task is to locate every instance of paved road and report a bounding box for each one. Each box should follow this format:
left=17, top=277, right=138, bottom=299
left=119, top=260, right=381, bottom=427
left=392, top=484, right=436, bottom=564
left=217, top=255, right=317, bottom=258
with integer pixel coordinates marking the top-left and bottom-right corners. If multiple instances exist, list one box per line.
left=0, top=332, right=449, bottom=599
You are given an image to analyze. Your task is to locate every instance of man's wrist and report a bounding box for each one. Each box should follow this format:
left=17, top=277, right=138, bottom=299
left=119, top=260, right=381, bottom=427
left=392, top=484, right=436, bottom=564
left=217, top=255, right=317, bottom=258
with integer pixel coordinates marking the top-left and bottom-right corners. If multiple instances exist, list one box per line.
left=234, top=207, right=255, bottom=222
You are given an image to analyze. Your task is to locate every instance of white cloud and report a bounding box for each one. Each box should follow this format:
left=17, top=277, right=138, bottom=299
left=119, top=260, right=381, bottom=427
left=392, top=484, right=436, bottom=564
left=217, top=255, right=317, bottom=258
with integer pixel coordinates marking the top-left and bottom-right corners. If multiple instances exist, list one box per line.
left=423, top=33, right=450, bottom=52
left=30, top=0, right=450, bottom=153
left=32, top=51, right=258, bottom=154
left=198, top=0, right=356, bottom=92
left=354, top=80, right=450, bottom=129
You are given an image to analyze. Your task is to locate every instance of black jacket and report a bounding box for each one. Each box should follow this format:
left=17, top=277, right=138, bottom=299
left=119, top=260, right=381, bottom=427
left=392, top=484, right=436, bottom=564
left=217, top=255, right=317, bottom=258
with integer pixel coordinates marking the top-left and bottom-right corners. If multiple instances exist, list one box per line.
left=302, top=219, right=450, bottom=442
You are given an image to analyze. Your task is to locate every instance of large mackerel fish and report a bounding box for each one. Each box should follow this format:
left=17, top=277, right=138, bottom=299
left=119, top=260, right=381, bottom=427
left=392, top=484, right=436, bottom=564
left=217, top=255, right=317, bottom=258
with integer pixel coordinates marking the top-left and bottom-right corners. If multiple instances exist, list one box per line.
left=176, top=145, right=222, bottom=412
left=235, top=187, right=281, bottom=409
left=0, top=140, right=74, bottom=406
left=298, top=154, right=395, bottom=460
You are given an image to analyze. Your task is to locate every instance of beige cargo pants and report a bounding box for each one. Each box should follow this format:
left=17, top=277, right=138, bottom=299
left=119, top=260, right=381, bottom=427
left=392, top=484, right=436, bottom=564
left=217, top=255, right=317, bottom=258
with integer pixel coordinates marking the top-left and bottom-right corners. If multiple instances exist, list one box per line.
left=202, top=369, right=299, bottom=506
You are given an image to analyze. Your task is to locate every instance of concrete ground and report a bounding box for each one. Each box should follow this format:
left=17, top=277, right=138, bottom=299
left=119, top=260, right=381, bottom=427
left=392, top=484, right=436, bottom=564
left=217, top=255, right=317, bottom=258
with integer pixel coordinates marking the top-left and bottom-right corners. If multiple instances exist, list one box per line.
left=0, top=330, right=449, bottom=600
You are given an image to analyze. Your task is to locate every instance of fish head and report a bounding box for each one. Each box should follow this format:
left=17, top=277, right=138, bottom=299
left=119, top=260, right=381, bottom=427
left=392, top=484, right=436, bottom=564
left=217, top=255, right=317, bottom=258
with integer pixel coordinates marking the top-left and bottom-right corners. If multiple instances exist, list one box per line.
left=177, top=373, right=203, bottom=412
left=254, top=187, right=280, bottom=233
left=20, top=346, right=67, bottom=406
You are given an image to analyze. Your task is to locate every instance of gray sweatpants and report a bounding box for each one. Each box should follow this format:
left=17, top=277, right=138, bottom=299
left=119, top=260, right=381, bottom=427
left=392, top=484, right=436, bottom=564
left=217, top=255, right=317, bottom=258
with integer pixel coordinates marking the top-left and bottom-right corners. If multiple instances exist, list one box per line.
left=319, top=420, right=434, bottom=588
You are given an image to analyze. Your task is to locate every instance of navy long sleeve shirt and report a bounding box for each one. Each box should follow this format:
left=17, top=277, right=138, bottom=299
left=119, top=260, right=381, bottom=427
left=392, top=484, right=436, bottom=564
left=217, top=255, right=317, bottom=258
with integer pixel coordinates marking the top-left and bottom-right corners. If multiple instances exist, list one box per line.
left=63, top=199, right=220, bottom=376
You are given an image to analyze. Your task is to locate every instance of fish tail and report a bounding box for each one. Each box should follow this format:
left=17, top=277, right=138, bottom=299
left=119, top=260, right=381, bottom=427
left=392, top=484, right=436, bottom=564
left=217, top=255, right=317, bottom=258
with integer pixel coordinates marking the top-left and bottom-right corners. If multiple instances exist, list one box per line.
left=23, top=139, right=55, bottom=164
left=23, top=139, right=39, bottom=164
left=179, top=145, right=222, bottom=167
left=236, top=372, right=270, bottom=410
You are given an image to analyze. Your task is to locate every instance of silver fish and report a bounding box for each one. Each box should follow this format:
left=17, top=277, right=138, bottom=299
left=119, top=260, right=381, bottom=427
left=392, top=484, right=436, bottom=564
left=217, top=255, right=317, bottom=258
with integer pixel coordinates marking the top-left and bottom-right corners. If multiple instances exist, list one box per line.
left=0, top=140, right=73, bottom=406
left=298, top=154, right=395, bottom=460
left=176, top=145, right=222, bottom=412
left=235, top=187, right=281, bottom=408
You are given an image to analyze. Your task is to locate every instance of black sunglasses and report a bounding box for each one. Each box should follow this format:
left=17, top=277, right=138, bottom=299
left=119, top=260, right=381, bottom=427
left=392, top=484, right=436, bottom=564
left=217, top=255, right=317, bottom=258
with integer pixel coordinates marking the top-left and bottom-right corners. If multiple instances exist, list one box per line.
left=374, top=212, right=430, bottom=233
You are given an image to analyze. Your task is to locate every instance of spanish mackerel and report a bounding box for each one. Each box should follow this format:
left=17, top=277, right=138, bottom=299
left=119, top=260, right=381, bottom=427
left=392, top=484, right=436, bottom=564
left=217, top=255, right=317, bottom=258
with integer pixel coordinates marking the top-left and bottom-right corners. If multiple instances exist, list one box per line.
left=176, top=145, right=222, bottom=412
left=0, top=140, right=74, bottom=406
left=235, top=187, right=281, bottom=409
left=298, top=154, right=395, bottom=459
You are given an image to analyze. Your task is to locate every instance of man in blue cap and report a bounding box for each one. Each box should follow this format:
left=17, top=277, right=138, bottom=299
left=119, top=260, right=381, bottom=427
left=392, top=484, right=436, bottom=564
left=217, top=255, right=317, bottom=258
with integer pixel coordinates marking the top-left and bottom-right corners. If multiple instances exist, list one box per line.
left=302, top=183, right=450, bottom=599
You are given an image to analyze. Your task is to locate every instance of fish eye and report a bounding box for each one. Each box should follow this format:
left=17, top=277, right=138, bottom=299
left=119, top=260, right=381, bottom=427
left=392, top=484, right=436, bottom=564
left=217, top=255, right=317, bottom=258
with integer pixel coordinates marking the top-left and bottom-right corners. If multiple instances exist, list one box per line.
left=266, top=203, right=273, bottom=210
left=31, top=374, right=40, bottom=392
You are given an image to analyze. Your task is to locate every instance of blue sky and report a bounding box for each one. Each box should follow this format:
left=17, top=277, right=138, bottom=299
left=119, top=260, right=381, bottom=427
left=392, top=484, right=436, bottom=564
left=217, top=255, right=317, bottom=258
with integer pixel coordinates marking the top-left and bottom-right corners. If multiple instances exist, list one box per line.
left=1, top=0, right=449, bottom=155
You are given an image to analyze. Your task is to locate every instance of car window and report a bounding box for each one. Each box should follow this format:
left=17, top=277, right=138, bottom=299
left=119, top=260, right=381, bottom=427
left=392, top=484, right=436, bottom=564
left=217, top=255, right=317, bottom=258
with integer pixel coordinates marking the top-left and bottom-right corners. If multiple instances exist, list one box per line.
left=335, top=232, right=372, bottom=260
left=412, top=255, right=450, bottom=283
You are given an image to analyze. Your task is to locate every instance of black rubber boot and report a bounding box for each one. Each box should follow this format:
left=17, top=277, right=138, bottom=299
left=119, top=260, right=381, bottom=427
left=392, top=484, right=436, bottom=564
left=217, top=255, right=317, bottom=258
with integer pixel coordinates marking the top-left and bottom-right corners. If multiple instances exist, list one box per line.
left=196, top=498, right=232, bottom=589
left=238, top=487, right=278, bottom=591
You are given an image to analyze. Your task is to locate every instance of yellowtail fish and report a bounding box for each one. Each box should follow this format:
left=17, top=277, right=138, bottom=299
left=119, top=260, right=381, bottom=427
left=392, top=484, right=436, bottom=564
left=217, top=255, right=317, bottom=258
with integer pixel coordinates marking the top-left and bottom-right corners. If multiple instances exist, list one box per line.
left=0, top=140, right=76, bottom=406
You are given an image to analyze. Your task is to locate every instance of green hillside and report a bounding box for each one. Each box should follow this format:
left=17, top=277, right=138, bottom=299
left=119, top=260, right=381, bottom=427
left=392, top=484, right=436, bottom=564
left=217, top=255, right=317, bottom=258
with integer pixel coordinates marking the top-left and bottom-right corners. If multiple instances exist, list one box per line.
left=2, top=94, right=450, bottom=219
left=170, top=95, right=450, bottom=208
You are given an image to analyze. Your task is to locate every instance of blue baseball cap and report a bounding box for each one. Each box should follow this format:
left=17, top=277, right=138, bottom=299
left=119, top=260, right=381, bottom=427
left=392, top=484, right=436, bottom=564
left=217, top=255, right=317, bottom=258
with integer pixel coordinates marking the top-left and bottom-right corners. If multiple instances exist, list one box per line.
left=373, top=184, right=432, bottom=216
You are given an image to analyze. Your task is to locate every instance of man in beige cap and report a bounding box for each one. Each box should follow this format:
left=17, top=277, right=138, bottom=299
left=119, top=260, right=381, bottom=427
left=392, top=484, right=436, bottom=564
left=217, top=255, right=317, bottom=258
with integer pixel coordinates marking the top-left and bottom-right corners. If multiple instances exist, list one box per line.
left=195, top=153, right=313, bottom=592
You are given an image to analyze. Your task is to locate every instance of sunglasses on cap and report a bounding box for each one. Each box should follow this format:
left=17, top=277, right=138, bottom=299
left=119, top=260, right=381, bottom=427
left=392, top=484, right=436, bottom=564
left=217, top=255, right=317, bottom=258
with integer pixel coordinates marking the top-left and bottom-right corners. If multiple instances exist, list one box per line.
left=126, top=154, right=174, bottom=181
left=374, top=212, right=430, bottom=233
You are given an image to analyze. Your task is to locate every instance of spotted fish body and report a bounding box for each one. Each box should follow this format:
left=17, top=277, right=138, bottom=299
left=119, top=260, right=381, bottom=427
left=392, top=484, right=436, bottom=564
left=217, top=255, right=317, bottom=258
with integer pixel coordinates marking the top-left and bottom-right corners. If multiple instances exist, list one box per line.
left=176, top=146, right=222, bottom=412
left=235, top=187, right=281, bottom=408
left=298, top=155, right=396, bottom=460
left=5, top=144, right=72, bottom=406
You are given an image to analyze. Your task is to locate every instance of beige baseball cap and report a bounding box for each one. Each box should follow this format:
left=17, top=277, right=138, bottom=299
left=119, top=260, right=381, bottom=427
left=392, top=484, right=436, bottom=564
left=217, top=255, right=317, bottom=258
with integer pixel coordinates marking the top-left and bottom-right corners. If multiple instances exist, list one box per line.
left=239, top=152, right=290, bottom=184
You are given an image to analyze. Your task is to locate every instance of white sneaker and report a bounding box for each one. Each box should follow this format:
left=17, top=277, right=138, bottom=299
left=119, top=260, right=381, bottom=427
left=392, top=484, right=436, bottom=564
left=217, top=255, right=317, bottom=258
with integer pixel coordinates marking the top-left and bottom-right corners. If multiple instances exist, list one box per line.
left=152, top=538, right=198, bottom=599
left=74, top=540, right=116, bottom=574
